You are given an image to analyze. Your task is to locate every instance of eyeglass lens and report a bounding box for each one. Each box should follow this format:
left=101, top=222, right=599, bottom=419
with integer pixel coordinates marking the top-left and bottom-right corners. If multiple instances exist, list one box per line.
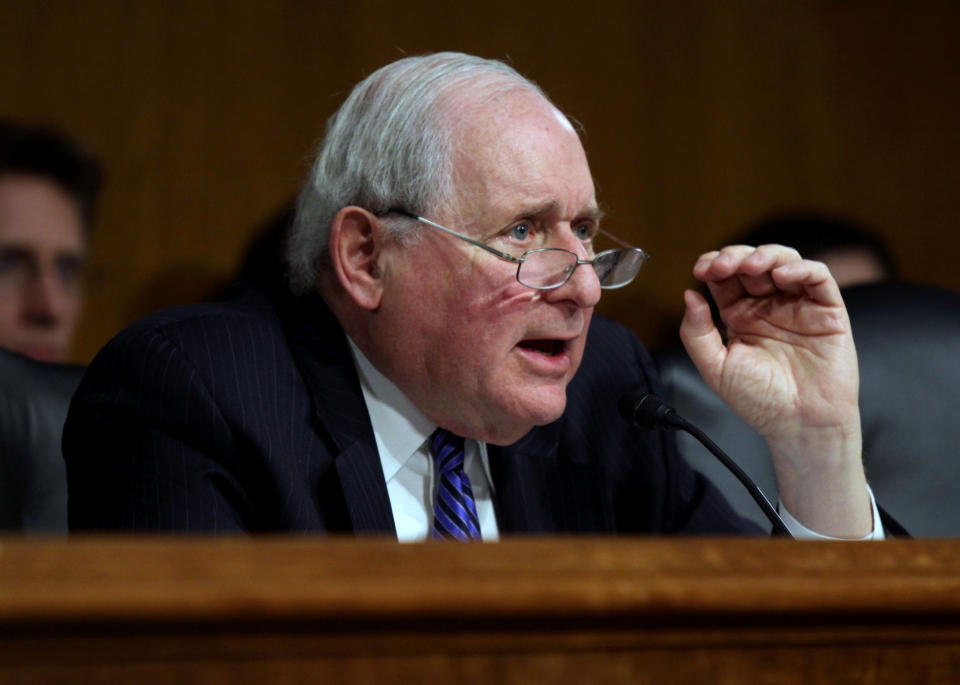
left=518, top=248, right=646, bottom=290
left=593, top=249, right=648, bottom=289
left=518, top=249, right=578, bottom=289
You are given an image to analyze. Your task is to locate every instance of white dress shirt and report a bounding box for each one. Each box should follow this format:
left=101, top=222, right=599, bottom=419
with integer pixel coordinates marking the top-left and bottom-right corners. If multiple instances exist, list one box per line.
left=347, top=339, right=882, bottom=541
left=349, top=339, right=499, bottom=542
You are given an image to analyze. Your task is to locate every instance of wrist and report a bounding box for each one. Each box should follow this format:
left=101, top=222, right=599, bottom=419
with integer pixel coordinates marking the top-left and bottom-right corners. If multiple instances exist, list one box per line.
left=766, top=418, right=872, bottom=538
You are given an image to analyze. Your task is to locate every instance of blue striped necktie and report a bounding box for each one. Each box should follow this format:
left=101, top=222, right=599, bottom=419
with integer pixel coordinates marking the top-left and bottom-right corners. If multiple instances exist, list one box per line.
left=429, top=428, right=482, bottom=540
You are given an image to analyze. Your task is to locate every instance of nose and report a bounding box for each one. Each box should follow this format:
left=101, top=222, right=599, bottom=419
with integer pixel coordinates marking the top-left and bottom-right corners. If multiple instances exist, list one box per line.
left=22, top=266, right=67, bottom=326
left=541, top=232, right=601, bottom=309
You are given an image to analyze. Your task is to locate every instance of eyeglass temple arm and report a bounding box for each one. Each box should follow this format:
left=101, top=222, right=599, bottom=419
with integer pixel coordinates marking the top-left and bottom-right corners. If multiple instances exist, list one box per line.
left=383, top=208, right=524, bottom=264
left=597, top=227, right=635, bottom=249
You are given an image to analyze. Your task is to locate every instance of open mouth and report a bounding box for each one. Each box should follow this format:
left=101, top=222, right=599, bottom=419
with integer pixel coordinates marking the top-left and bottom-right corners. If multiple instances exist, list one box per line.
left=517, top=339, right=565, bottom=357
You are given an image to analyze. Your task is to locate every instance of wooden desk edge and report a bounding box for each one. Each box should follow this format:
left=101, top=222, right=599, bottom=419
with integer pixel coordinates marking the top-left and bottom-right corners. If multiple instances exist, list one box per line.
left=2, top=536, right=959, bottom=626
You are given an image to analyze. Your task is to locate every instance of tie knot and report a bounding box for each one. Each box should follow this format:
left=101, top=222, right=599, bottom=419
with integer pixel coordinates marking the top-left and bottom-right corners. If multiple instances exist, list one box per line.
left=429, top=428, right=466, bottom=473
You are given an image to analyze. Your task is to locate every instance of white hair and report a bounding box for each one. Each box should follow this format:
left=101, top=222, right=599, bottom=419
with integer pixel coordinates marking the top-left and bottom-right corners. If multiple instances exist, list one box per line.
left=286, top=52, right=554, bottom=294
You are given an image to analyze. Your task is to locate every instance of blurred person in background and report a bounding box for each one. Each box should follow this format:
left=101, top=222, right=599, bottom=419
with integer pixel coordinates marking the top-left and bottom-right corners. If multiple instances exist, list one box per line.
left=736, top=210, right=896, bottom=288
left=0, top=120, right=101, bottom=362
left=680, top=211, right=898, bottom=341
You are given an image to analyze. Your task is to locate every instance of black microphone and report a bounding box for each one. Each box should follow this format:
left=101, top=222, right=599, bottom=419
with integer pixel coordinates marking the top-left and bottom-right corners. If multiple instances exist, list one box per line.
left=618, top=391, right=793, bottom=537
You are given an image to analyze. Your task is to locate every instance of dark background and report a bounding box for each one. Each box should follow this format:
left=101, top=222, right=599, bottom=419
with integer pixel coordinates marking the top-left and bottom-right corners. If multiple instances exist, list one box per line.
left=2, top=0, right=957, bottom=362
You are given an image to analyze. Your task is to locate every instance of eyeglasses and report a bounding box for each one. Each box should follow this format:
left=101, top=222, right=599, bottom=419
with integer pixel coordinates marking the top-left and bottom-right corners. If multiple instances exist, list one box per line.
left=0, top=247, right=86, bottom=296
left=382, top=209, right=649, bottom=291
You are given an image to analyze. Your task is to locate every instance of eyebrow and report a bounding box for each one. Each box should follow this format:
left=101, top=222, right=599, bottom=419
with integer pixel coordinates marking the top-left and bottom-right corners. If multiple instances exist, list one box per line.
left=0, top=239, right=85, bottom=253
left=508, top=201, right=604, bottom=224
left=0, top=243, right=87, bottom=264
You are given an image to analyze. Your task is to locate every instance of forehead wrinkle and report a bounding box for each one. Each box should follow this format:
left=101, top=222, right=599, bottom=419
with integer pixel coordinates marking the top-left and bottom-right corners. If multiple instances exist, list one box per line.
left=445, top=93, right=599, bottom=230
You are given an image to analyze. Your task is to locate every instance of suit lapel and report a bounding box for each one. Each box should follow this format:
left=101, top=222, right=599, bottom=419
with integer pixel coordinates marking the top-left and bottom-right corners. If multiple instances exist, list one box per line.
left=279, top=293, right=396, bottom=535
left=488, top=422, right=562, bottom=533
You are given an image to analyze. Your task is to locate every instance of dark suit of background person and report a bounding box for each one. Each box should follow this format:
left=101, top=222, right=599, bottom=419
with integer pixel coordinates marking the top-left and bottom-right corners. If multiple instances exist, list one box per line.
left=64, top=285, right=758, bottom=534
left=0, top=347, right=83, bottom=531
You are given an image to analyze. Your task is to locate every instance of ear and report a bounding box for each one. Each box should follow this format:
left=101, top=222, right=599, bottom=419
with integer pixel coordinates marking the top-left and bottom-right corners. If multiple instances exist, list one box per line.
left=328, top=207, right=385, bottom=310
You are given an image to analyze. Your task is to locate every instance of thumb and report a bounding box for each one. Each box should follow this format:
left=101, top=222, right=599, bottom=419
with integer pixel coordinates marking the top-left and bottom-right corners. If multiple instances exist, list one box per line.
left=679, top=289, right=727, bottom=392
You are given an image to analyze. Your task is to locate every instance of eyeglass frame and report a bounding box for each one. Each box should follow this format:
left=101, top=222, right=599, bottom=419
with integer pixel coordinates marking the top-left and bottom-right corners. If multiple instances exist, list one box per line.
left=378, top=208, right=649, bottom=291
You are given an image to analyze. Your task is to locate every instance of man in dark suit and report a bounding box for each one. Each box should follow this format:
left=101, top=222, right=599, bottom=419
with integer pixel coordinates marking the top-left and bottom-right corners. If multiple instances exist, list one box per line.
left=64, top=53, right=880, bottom=539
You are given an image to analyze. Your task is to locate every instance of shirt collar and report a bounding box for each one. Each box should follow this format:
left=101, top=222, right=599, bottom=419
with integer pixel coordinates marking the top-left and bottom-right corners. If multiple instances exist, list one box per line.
left=347, top=337, right=435, bottom=482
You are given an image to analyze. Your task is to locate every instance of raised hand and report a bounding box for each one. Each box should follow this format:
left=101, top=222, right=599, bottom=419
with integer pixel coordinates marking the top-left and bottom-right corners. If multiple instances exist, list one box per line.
left=680, top=244, right=872, bottom=537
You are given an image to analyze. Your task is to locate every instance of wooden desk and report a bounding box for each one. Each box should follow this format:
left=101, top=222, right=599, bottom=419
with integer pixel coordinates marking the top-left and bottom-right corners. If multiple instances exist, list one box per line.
left=2, top=537, right=960, bottom=683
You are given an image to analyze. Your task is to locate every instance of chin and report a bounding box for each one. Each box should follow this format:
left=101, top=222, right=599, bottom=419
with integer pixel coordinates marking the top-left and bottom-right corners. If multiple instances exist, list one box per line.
left=486, top=391, right=568, bottom=445
left=19, top=345, right=63, bottom=363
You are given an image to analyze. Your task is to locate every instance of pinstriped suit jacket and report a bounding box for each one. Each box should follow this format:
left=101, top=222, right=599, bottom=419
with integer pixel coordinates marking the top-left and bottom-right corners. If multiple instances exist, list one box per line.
left=64, top=286, right=757, bottom=535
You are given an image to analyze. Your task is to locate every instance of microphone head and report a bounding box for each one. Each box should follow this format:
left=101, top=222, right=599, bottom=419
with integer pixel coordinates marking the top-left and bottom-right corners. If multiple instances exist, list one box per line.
left=618, top=391, right=677, bottom=429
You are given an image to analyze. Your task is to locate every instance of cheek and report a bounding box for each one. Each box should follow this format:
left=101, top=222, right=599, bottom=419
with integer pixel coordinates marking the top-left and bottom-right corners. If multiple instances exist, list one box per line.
left=390, top=247, right=536, bottom=372
left=65, top=289, right=84, bottom=312
left=61, top=300, right=83, bottom=329
left=448, top=280, right=534, bottom=350
left=0, top=298, right=22, bottom=322
left=568, top=310, right=592, bottom=367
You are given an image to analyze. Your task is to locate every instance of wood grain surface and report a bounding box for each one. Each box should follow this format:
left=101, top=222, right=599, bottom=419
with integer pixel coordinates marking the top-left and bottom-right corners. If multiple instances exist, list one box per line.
left=2, top=537, right=959, bottom=683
